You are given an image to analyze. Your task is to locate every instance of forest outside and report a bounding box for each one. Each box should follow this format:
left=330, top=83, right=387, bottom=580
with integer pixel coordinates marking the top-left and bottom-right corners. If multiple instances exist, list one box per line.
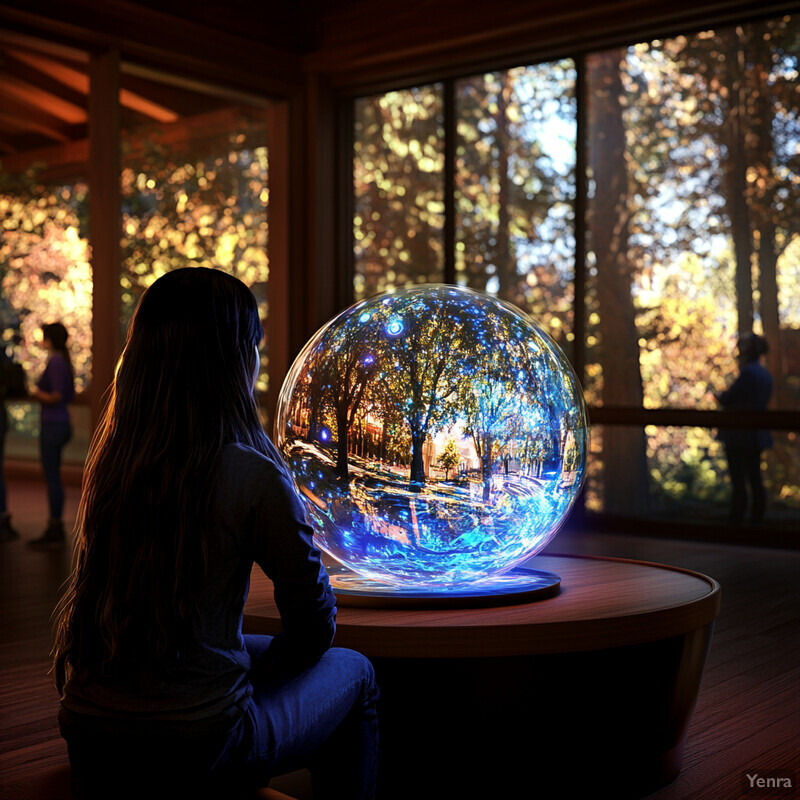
left=353, top=15, right=800, bottom=526
left=0, top=117, right=269, bottom=459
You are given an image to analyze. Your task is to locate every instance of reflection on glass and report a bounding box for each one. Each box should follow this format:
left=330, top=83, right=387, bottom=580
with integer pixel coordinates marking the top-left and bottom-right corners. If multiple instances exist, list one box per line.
left=276, top=285, right=588, bottom=589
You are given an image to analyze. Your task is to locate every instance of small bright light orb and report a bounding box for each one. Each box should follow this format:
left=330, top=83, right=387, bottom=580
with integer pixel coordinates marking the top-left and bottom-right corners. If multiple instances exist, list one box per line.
left=275, top=285, right=588, bottom=590
left=386, top=319, right=404, bottom=336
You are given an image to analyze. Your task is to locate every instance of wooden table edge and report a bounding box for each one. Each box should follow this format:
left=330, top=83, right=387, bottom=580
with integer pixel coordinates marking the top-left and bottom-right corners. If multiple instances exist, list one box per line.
left=244, top=552, right=721, bottom=658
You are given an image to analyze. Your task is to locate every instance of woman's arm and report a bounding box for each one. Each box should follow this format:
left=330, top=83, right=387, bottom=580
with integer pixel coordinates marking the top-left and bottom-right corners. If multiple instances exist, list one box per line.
left=252, top=466, right=337, bottom=680
left=34, top=388, right=62, bottom=405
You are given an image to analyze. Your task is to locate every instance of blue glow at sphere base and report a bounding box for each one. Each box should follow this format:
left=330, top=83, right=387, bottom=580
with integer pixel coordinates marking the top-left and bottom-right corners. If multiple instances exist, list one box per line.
left=275, top=285, right=588, bottom=593
left=327, top=564, right=561, bottom=609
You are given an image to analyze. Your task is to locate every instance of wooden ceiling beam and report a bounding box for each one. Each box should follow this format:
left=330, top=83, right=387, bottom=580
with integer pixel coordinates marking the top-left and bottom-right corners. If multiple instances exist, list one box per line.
left=0, top=93, right=81, bottom=142
left=0, top=74, right=85, bottom=124
left=118, top=71, right=224, bottom=119
left=6, top=48, right=90, bottom=91
left=1, top=50, right=88, bottom=111
left=0, top=0, right=301, bottom=99
left=0, top=26, right=88, bottom=64
left=0, top=131, right=19, bottom=154
left=7, top=47, right=179, bottom=123
left=0, top=104, right=266, bottom=178
left=120, top=62, right=274, bottom=110
left=119, top=88, right=178, bottom=123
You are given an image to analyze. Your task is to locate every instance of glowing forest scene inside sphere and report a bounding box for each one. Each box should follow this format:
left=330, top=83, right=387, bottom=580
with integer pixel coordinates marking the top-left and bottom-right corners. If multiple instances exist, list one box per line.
left=275, top=285, right=588, bottom=590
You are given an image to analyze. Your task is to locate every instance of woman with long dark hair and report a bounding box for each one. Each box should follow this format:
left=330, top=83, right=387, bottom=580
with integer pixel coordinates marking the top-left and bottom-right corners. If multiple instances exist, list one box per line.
left=53, top=268, right=379, bottom=799
left=29, top=321, right=75, bottom=547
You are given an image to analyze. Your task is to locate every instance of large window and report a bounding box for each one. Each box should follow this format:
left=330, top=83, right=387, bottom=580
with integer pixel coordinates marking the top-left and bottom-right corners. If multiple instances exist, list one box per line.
left=352, top=13, right=800, bottom=534
left=0, top=42, right=273, bottom=466
left=0, top=177, right=93, bottom=463
left=585, top=19, right=799, bottom=521
left=353, top=64, right=577, bottom=354
left=119, top=100, right=271, bottom=393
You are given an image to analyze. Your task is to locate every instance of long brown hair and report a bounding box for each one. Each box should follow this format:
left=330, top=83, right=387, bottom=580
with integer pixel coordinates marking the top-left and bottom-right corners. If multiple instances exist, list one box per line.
left=53, top=267, right=277, bottom=692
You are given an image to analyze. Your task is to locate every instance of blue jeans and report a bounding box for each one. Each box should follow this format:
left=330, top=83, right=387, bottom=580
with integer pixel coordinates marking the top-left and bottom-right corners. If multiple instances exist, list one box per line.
left=40, top=421, right=72, bottom=519
left=61, top=637, right=379, bottom=800
left=238, top=636, right=379, bottom=798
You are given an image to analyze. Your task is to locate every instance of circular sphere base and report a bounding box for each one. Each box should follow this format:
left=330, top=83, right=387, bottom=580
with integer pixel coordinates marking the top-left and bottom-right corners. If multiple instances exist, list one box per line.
left=327, top=565, right=561, bottom=609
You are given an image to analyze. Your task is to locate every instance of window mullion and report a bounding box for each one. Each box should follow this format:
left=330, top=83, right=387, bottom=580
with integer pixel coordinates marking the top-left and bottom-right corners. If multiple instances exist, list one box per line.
left=443, top=78, right=457, bottom=285
left=573, top=53, right=587, bottom=387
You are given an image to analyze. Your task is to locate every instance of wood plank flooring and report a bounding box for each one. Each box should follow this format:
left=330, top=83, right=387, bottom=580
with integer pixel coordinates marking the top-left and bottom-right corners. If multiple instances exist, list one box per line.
left=0, top=480, right=75, bottom=795
left=1, top=478, right=797, bottom=799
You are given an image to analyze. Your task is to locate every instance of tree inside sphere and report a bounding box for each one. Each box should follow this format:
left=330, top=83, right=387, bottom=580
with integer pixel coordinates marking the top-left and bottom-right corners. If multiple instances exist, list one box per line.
left=275, top=285, right=588, bottom=592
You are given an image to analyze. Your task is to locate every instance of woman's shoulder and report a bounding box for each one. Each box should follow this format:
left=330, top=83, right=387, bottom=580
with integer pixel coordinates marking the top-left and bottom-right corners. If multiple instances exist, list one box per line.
left=219, top=442, right=288, bottom=485
left=216, top=443, right=297, bottom=520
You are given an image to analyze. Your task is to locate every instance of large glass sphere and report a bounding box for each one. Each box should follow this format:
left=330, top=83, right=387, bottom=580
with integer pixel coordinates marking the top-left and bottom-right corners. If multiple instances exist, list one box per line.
left=275, top=285, right=587, bottom=590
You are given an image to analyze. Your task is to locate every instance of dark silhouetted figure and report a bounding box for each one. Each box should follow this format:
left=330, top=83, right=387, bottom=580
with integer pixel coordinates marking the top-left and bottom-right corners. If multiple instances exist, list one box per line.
left=0, top=340, right=27, bottom=541
left=53, top=268, right=378, bottom=800
left=716, top=332, right=773, bottom=526
left=0, top=348, right=20, bottom=541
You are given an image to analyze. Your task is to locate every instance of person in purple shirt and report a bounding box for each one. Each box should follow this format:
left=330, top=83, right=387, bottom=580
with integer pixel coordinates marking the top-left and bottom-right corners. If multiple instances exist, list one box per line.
left=28, top=322, right=75, bottom=547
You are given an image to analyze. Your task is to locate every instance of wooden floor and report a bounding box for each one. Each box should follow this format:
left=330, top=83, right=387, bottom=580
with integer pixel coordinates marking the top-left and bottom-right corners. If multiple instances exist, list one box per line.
left=1, top=478, right=798, bottom=799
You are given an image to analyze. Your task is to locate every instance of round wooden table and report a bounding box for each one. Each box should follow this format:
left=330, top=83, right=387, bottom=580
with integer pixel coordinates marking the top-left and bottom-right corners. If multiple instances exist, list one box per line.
left=244, top=553, right=720, bottom=799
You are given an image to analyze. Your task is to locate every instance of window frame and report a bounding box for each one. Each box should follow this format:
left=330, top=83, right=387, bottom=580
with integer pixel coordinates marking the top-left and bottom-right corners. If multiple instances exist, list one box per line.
left=339, top=10, right=800, bottom=541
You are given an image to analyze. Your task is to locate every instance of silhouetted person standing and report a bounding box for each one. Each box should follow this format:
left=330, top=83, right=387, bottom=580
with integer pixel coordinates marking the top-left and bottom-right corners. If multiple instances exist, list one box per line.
left=716, top=333, right=773, bottom=526
left=0, top=341, right=27, bottom=542
left=0, top=349, right=19, bottom=541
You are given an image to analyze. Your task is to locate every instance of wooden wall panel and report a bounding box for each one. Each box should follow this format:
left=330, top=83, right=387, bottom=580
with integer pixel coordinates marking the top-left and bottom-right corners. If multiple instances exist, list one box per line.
left=264, top=101, right=290, bottom=429
left=308, top=0, right=799, bottom=93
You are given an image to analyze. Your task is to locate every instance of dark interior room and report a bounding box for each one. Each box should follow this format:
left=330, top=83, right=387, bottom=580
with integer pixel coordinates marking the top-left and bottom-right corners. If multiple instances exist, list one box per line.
left=1, top=1, right=798, bottom=798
